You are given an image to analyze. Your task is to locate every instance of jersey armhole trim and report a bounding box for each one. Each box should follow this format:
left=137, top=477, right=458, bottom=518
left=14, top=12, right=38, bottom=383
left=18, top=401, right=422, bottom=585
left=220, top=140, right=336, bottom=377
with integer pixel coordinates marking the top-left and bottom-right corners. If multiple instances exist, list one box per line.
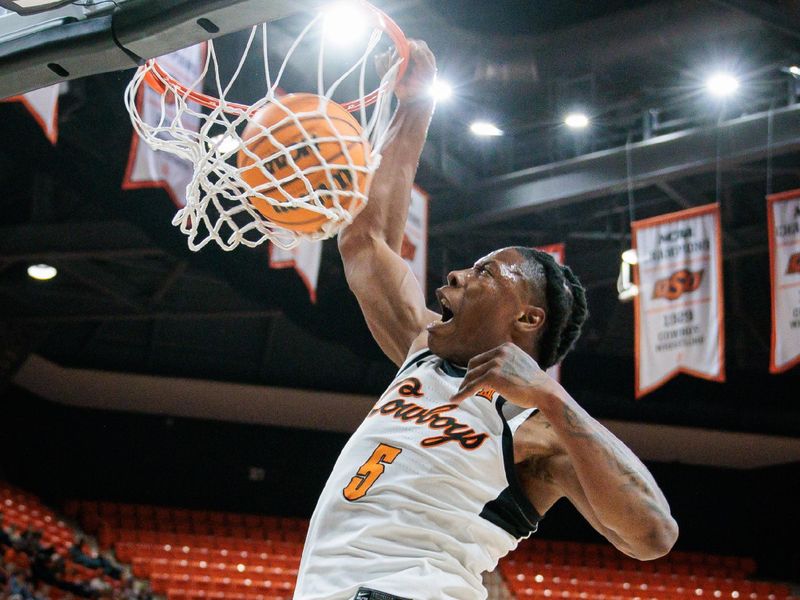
left=396, top=348, right=433, bottom=378
left=496, top=398, right=543, bottom=530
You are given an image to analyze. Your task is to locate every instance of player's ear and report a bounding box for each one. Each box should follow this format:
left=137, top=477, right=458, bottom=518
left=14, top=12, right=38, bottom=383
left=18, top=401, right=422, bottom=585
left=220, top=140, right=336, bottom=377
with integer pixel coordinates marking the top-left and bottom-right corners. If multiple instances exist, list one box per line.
left=515, top=305, right=546, bottom=334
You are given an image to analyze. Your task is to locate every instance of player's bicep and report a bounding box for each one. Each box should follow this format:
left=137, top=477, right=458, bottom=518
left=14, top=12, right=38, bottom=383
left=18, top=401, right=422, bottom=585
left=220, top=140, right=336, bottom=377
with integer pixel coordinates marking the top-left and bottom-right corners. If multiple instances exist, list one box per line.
left=340, top=236, right=438, bottom=365
left=550, top=453, right=638, bottom=557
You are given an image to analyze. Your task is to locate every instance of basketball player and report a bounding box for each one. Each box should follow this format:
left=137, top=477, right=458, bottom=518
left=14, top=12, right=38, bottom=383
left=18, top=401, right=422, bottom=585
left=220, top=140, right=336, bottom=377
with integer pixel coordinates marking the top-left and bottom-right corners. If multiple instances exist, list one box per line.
left=293, top=41, right=678, bottom=600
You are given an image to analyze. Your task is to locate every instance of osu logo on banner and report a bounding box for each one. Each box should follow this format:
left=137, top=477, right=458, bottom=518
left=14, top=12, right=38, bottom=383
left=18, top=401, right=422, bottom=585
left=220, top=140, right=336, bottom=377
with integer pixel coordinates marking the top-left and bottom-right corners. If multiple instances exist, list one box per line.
left=652, top=269, right=704, bottom=301
left=787, top=252, right=800, bottom=275
left=401, top=233, right=417, bottom=261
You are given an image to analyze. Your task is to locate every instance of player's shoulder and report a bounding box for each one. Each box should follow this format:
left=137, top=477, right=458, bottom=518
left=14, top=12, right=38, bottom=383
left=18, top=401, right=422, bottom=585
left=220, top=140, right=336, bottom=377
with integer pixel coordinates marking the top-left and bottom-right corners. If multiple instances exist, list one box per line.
left=394, top=338, right=434, bottom=379
left=513, top=411, right=564, bottom=462
left=407, top=330, right=429, bottom=357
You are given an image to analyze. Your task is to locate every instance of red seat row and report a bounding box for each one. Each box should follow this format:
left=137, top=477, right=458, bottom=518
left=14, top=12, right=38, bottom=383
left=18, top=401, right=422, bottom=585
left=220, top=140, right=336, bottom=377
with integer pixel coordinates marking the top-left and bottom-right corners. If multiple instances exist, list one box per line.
left=66, top=500, right=306, bottom=534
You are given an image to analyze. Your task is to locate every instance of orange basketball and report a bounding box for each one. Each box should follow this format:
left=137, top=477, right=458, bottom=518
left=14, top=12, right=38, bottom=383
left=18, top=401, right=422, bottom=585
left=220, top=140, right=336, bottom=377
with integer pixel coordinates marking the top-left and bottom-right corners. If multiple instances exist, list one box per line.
left=237, top=93, right=371, bottom=234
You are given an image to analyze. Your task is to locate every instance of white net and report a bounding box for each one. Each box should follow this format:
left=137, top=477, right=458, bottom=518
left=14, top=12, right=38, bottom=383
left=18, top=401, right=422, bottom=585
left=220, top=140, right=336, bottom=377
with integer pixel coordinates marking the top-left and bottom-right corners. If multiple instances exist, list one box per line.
left=124, top=6, right=404, bottom=251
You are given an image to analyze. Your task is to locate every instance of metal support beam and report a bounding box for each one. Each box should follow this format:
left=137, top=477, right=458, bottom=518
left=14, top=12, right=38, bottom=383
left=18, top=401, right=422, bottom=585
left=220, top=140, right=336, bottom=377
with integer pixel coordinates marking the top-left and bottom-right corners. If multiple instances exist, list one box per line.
left=708, top=0, right=800, bottom=42
left=419, top=137, right=476, bottom=192
left=431, top=104, right=800, bottom=234
left=0, top=222, right=164, bottom=260
left=58, top=263, right=144, bottom=311
left=655, top=181, right=693, bottom=209
left=0, top=0, right=327, bottom=98
left=6, top=309, right=282, bottom=324
left=148, top=261, right=187, bottom=307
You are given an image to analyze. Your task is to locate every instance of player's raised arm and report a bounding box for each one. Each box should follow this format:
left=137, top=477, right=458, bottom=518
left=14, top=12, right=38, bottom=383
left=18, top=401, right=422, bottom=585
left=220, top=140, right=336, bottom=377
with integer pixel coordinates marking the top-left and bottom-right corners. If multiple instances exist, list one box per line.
left=338, top=40, right=440, bottom=366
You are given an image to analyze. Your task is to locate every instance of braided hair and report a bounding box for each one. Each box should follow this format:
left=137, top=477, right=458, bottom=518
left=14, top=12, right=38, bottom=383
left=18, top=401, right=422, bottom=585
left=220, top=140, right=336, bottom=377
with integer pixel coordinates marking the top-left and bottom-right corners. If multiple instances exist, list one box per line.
left=510, top=246, right=589, bottom=370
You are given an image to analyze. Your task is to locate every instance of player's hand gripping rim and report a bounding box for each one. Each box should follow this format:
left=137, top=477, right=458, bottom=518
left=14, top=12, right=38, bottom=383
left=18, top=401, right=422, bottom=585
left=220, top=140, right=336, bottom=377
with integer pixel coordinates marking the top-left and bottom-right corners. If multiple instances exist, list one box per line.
left=451, top=342, right=556, bottom=406
left=375, top=39, right=437, bottom=105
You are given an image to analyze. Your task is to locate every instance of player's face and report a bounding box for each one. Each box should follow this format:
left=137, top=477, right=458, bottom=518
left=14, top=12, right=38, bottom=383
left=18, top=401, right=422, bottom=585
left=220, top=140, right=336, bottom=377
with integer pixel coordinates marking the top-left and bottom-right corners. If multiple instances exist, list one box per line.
left=427, top=248, right=534, bottom=366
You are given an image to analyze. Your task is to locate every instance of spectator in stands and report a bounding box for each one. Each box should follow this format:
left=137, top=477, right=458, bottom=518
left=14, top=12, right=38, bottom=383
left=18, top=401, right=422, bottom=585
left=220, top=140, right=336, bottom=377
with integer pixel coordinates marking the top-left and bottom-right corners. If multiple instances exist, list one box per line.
left=70, top=537, right=122, bottom=579
left=17, top=529, right=42, bottom=557
left=1, top=511, right=147, bottom=600
left=0, top=514, right=12, bottom=548
left=4, top=525, right=22, bottom=550
left=7, top=566, right=32, bottom=600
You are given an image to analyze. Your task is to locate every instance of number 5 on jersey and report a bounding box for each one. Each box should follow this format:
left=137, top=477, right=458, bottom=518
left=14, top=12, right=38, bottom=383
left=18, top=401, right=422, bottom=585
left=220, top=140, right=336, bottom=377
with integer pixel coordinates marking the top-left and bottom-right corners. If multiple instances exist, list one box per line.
left=343, top=443, right=402, bottom=501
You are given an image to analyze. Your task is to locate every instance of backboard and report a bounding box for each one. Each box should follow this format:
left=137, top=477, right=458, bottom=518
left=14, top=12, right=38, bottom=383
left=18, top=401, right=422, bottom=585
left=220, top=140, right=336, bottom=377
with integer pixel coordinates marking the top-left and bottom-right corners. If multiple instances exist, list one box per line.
left=0, top=0, right=327, bottom=99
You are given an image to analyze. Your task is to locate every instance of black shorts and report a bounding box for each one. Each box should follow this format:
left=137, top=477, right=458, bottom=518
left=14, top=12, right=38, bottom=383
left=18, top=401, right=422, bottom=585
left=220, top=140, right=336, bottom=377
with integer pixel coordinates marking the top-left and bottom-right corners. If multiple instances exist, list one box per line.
left=353, top=588, right=413, bottom=600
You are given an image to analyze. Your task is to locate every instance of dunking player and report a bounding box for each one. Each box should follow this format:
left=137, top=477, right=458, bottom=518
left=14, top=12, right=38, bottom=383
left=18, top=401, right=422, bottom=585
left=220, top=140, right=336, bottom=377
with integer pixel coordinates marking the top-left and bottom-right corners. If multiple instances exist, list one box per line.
left=293, top=41, right=678, bottom=600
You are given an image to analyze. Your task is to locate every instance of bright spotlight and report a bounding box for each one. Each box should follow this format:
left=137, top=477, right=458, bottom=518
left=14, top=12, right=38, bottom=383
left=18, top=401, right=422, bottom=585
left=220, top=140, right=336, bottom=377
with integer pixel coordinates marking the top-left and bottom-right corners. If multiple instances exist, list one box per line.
left=470, top=121, right=503, bottom=137
left=618, top=284, right=639, bottom=302
left=430, top=79, right=452, bottom=101
left=621, top=249, right=639, bottom=265
left=617, top=259, right=638, bottom=302
left=27, top=264, right=57, bottom=281
left=789, top=66, right=800, bottom=78
left=210, top=133, right=240, bottom=154
left=564, top=112, right=590, bottom=129
left=323, top=2, right=367, bottom=44
left=706, top=72, right=739, bottom=98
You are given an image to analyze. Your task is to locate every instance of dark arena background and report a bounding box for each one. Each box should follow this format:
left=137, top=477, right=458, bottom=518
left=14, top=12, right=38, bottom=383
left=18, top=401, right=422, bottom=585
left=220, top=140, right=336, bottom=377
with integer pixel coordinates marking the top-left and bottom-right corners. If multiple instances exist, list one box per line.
left=1, top=1, right=799, bottom=600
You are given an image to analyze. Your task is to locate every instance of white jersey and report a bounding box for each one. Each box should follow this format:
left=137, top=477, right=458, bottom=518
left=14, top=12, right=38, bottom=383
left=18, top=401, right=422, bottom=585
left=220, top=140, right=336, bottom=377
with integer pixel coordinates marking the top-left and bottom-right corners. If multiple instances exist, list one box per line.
left=294, top=349, right=542, bottom=600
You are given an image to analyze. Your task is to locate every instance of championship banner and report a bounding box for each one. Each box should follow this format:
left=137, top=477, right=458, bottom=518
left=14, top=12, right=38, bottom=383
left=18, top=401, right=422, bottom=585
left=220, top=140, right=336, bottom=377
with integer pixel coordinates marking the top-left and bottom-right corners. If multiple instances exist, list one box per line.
left=632, top=204, right=725, bottom=398
left=270, top=239, right=324, bottom=304
left=401, top=185, right=429, bottom=294
left=2, top=85, right=60, bottom=144
left=270, top=185, right=429, bottom=303
left=537, top=243, right=565, bottom=382
left=0, top=8, right=58, bottom=143
left=122, top=44, right=207, bottom=206
left=767, top=189, right=800, bottom=373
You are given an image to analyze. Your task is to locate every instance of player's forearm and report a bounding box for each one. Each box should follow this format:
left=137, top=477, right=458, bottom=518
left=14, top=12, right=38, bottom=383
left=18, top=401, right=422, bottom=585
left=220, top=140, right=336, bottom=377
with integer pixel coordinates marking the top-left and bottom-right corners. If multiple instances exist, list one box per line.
left=538, top=389, right=678, bottom=559
left=340, top=99, right=434, bottom=254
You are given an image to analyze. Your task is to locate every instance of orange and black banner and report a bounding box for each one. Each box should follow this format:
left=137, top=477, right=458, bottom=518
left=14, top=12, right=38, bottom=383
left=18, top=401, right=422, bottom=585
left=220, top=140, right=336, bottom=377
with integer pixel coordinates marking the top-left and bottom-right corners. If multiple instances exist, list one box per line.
left=631, top=204, right=725, bottom=398
left=767, top=189, right=800, bottom=374
left=122, top=43, right=207, bottom=207
left=2, top=85, right=59, bottom=144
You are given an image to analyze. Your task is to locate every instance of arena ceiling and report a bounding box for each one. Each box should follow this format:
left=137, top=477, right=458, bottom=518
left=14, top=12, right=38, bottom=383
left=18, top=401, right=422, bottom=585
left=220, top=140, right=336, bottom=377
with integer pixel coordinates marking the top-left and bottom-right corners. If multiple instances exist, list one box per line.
left=1, top=0, right=799, bottom=440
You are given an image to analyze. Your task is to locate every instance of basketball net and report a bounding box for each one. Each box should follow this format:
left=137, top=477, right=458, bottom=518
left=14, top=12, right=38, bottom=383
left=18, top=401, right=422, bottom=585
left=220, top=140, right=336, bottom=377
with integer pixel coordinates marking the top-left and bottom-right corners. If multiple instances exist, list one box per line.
left=124, top=4, right=405, bottom=251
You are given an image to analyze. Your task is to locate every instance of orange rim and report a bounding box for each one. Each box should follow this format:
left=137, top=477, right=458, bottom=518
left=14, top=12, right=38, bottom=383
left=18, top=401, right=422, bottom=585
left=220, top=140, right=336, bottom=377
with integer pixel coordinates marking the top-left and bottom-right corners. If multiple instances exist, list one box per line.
left=140, top=1, right=409, bottom=116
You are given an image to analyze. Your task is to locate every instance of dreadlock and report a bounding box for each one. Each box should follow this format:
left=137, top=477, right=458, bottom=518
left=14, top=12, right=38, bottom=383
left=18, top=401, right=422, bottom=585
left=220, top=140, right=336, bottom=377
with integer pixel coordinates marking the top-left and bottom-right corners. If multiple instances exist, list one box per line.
left=509, top=246, right=589, bottom=370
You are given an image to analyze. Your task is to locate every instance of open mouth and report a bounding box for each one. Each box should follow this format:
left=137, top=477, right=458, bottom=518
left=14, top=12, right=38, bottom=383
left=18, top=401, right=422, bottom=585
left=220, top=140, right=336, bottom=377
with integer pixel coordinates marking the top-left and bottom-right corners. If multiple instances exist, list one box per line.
left=437, top=290, right=455, bottom=323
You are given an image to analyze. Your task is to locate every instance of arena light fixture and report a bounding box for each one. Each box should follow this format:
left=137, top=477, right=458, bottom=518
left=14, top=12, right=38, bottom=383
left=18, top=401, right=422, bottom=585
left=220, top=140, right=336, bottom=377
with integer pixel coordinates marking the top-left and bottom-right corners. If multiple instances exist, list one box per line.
left=564, top=112, right=590, bottom=129
left=789, top=66, right=800, bottom=78
left=323, top=2, right=367, bottom=44
left=470, top=121, right=503, bottom=136
left=617, top=260, right=638, bottom=302
left=621, top=249, right=638, bottom=265
left=430, top=79, right=452, bottom=101
left=618, top=283, right=639, bottom=302
left=705, top=72, right=739, bottom=98
left=27, top=263, right=57, bottom=281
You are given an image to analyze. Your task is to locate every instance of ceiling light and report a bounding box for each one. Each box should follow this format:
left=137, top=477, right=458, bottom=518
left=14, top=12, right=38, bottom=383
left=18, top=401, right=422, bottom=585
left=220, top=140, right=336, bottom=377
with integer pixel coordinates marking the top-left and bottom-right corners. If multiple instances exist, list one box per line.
left=322, top=2, right=367, bottom=44
left=617, top=260, right=638, bottom=302
left=27, top=264, right=57, bottom=281
left=210, top=133, right=240, bottom=154
left=618, top=284, right=639, bottom=302
left=706, top=72, right=739, bottom=98
left=621, top=249, right=638, bottom=265
left=564, top=112, right=590, bottom=129
left=470, top=121, right=503, bottom=136
left=430, top=79, right=452, bottom=101
left=789, top=66, right=800, bottom=78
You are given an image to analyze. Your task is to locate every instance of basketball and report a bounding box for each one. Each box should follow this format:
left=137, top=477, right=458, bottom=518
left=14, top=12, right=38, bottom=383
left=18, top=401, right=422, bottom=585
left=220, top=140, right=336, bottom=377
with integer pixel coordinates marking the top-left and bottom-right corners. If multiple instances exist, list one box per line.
left=236, top=93, right=371, bottom=234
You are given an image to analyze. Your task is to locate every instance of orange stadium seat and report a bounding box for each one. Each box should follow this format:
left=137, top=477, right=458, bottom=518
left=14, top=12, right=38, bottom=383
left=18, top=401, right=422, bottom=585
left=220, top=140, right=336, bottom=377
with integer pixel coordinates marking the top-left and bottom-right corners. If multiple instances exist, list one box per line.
left=28, top=496, right=786, bottom=600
